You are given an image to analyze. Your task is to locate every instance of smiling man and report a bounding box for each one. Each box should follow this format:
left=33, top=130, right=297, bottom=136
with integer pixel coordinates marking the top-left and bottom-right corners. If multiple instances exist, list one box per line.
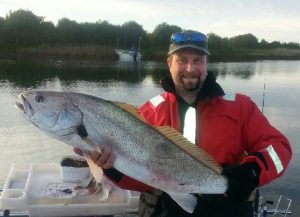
left=167, top=47, right=208, bottom=104
left=75, top=30, right=292, bottom=217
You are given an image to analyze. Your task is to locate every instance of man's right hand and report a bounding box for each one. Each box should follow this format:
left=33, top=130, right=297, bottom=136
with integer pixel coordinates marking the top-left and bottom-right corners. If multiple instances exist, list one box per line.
left=73, top=146, right=116, bottom=169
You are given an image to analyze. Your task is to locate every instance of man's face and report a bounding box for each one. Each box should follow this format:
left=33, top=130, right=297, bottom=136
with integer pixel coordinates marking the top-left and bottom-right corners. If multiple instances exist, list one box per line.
left=167, top=48, right=208, bottom=93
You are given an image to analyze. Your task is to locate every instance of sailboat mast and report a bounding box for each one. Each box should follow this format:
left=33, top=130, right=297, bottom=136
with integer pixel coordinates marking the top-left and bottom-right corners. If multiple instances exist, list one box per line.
left=138, top=36, right=141, bottom=51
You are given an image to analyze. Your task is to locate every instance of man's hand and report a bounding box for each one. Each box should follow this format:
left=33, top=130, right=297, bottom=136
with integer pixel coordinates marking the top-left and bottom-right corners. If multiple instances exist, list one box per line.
left=73, top=146, right=116, bottom=169
left=222, top=162, right=261, bottom=202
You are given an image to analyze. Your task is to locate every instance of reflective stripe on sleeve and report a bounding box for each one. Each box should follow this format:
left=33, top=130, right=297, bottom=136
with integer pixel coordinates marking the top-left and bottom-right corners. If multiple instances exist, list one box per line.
left=149, top=95, right=165, bottom=107
left=266, top=145, right=283, bottom=174
left=183, top=107, right=196, bottom=144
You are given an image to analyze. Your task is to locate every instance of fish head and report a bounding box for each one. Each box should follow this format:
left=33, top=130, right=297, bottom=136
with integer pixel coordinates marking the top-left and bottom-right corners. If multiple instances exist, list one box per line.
left=15, top=91, right=82, bottom=137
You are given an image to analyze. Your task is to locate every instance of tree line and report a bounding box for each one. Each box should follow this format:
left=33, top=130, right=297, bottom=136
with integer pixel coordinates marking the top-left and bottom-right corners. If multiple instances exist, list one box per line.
left=0, top=9, right=299, bottom=60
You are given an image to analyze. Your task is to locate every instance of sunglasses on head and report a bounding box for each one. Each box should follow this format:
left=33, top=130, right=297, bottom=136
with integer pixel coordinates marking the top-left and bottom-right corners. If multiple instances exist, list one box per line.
left=171, top=32, right=207, bottom=45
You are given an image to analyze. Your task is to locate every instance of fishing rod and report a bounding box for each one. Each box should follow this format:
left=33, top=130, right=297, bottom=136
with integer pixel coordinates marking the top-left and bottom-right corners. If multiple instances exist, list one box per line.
left=254, top=78, right=293, bottom=217
left=261, top=78, right=266, bottom=114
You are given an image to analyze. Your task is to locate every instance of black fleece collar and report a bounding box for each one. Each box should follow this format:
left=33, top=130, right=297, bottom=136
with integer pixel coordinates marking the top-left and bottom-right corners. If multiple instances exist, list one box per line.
left=160, top=71, right=225, bottom=104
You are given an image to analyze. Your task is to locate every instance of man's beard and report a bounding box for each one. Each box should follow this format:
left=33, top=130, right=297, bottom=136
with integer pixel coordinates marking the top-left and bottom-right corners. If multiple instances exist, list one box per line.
left=183, top=78, right=202, bottom=92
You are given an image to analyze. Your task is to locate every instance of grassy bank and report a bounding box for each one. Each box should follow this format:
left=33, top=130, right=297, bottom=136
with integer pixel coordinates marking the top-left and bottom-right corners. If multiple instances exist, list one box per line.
left=208, top=47, right=300, bottom=62
left=0, top=45, right=117, bottom=61
left=0, top=46, right=300, bottom=62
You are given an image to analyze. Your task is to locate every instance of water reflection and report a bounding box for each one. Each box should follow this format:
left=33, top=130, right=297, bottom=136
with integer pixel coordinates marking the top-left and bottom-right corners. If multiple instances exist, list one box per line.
left=0, top=61, right=169, bottom=88
left=209, top=62, right=256, bottom=79
left=2, top=60, right=299, bottom=89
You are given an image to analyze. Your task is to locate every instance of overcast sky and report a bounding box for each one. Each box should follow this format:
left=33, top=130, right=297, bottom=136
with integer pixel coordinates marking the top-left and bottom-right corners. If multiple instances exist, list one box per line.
left=1, top=0, right=299, bottom=43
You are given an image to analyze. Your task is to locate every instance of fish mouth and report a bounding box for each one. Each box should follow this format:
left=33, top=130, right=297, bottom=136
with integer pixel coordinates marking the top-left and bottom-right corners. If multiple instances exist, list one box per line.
left=15, top=93, right=34, bottom=117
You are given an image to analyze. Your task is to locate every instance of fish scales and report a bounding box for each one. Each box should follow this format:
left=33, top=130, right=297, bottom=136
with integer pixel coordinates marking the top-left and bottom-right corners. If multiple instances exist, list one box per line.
left=74, top=93, right=223, bottom=192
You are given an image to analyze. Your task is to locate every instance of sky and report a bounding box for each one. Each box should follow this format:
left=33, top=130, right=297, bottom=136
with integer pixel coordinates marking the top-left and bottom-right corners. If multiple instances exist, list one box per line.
left=1, top=0, right=300, bottom=43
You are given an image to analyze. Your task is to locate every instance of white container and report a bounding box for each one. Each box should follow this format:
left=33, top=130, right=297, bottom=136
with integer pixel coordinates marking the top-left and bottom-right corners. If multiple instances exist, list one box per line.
left=0, top=163, right=138, bottom=216
left=60, top=166, right=91, bottom=183
left=59, top=156, right=91, bottom=183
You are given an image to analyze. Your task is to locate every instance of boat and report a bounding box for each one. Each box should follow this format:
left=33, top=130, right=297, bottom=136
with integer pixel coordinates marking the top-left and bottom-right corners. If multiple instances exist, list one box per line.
left=115, top=49, right=142, bottom=62
left=115, top=36, right=142, bottom=62
left=253, top=188, right=292, bottom=217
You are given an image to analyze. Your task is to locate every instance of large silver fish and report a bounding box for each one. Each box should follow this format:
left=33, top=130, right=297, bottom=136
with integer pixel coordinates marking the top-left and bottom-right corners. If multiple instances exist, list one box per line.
left=15, top=91, right=228, bottom=213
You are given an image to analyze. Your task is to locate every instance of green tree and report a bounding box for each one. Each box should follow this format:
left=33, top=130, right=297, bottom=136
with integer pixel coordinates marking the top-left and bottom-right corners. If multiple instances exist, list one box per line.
left=269, top=41, right=281, bottom=48
left=151, top=23, right=182, bottom=49
left=229, top=33, right=259, bottom=48
left=40, top=21, right=56, bottom=45
left=282, top=42, right=300, bottom=49
left=260, top=39, right=269, bottom=48
left=94, top=21, right=119, bottom=46
left=119, top=21, right=147, bottom=49
left=56, top=18, right=81, bottom=44
left=3, top=9, right=45, bottom=47
left=0, top=17, right=5, bottom=46
left=208, top=33, right=225, bottom=50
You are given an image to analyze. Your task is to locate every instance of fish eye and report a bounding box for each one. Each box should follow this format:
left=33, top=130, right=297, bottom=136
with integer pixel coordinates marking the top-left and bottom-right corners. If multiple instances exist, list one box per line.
left=35, top=94, right=45, bottom=103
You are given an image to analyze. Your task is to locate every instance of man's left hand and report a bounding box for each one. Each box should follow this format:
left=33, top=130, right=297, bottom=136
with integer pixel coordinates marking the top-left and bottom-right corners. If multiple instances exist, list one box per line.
left=222, top=162, right=261, bottom=202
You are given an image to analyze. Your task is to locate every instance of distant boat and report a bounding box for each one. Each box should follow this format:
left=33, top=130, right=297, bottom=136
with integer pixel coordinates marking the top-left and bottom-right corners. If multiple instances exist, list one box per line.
left=115, top=36, right=142, bottom=62
left=115, top=49, right=142, bottom=62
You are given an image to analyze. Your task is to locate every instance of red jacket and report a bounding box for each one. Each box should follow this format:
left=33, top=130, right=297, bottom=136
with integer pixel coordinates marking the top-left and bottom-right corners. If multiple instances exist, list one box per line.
left=105, top=74, right=292, bottom=192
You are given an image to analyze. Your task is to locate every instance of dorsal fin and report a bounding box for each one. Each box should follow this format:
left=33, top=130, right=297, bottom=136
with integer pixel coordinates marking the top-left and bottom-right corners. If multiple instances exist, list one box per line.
left=112, top=101, right=222, bottom=174
left=112, top=101, right=147, bottom=123
left=156, top=126, right=223, bottom=174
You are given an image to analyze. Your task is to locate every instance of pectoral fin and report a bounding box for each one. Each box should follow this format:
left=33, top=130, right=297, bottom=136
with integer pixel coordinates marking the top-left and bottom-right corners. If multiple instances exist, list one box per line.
left=76, top=125, right=103, bottom=183
left=83, top=153, right=103, bottom=183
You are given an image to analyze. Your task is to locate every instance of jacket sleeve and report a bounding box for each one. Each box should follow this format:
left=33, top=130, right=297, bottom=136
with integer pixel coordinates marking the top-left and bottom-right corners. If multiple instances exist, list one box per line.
left=103, top=168, right=153, bottom=192
left=238, top=95, right=292, bottom=186
left=102, top=101, right=157, bottom=192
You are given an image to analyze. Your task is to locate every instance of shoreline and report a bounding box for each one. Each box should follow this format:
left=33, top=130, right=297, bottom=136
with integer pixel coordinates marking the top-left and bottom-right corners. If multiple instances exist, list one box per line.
left=0, top=46, right=300, bottom=62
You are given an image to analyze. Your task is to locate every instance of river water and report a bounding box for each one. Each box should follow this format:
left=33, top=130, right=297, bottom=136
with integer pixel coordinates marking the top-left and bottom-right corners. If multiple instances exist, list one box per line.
left=0, top=60, right=299, bottom=215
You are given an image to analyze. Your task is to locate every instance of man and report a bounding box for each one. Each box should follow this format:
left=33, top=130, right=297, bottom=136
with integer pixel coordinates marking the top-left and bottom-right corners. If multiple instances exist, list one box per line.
left=75, top=30, right=292, bottom=217
left=130, top=45, right=138, bottom=62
